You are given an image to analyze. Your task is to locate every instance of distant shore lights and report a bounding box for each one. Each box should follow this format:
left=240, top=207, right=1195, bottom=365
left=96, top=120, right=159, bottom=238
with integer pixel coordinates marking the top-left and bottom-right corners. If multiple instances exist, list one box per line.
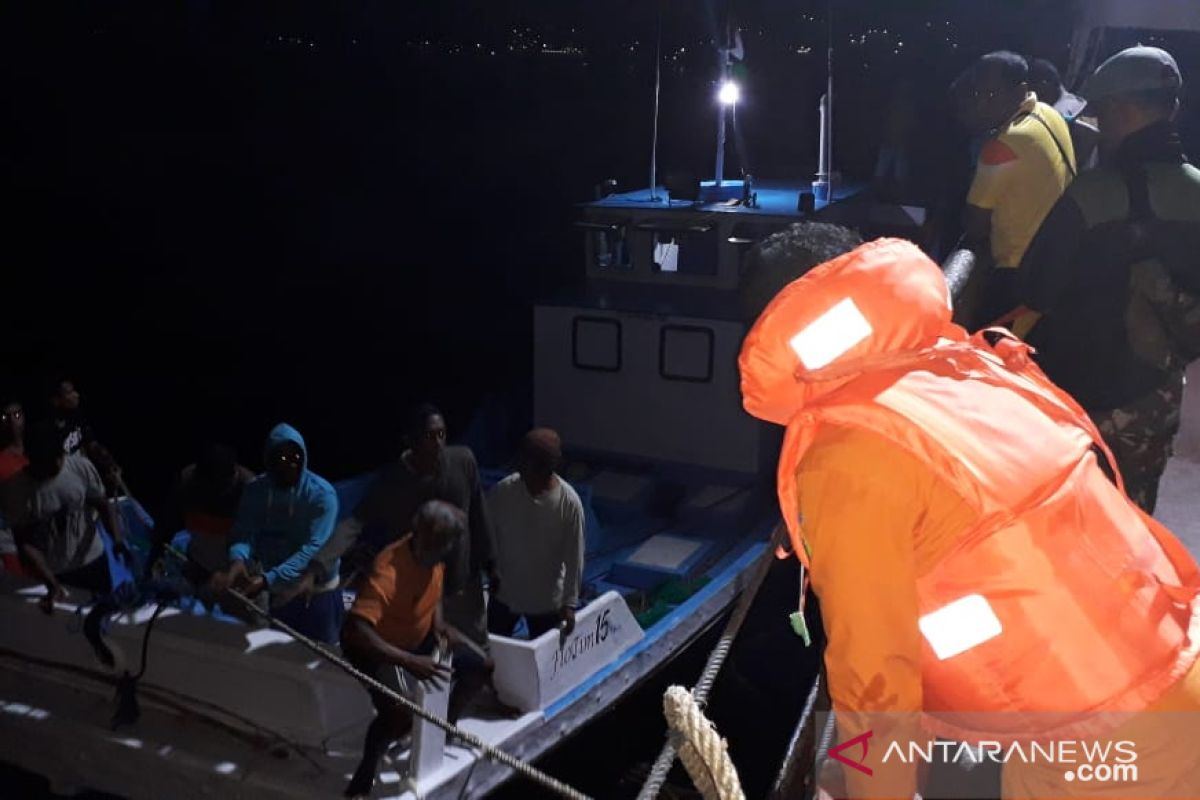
left=718, top=79, right=741, bottom=106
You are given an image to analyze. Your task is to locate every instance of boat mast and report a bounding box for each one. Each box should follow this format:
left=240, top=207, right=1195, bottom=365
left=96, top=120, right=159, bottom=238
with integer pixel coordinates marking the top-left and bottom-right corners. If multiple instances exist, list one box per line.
left=648, top=0, right=665, bottom=201
left=814, top=0, right=833, bottom=201
left=714, top=16, right=731, bottom=186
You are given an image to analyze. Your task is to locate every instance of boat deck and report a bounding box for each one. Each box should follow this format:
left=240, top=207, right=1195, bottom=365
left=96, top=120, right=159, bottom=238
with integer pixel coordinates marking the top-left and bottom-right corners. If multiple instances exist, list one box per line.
left=586, top=179, right=864, bottom=220
left=0, top=451, right=778, bottom=800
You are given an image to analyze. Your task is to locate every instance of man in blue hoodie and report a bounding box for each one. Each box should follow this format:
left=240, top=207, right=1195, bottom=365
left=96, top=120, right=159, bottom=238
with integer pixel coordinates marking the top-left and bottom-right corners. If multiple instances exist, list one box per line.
left=210, top=423, right=341, bottom=643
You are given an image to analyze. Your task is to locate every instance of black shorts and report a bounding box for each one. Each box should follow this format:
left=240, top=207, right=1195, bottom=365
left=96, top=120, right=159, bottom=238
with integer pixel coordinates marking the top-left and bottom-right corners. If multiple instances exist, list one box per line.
left=58, top=555, right=113, bottom=595
left=347, top=633, right=487, bottom=712
left=348, top=633, right=437, bottom=713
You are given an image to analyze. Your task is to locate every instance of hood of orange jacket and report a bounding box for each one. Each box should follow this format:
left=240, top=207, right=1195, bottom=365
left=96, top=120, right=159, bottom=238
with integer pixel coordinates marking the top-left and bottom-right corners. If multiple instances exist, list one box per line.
left=739, top=238, right=964, bottom=427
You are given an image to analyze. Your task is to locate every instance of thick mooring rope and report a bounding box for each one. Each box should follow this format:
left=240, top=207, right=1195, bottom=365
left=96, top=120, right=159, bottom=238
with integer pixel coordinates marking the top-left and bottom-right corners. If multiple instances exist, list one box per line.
left=161, top=544, right=590, bottom=800
left=637, top=524, right=784, bottom=800
left=663, top=685, right=746, bottom=800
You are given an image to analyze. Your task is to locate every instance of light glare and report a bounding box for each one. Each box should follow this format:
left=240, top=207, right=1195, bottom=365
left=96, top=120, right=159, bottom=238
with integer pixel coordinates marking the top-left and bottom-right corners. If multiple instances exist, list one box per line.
left=717, top=80, right=741, bottom=105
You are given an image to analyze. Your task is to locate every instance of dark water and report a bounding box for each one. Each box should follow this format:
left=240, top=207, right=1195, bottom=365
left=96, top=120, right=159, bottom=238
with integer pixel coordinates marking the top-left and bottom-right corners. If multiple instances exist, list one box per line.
left=486, top=558, right=824, bottom=800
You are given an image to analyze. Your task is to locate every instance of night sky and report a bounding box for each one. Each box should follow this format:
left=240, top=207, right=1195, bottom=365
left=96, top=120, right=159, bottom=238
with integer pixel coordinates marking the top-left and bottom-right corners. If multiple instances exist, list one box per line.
left=0, top=0, right=1141, bottom=501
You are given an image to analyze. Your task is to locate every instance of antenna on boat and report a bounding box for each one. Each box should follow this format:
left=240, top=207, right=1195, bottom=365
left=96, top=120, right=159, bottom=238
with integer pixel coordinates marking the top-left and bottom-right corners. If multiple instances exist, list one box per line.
left=713, top=12, right=743, bottom=187
left=648, top=0, right=665, bottom=202
left=813, top=0, right=834, bottom=204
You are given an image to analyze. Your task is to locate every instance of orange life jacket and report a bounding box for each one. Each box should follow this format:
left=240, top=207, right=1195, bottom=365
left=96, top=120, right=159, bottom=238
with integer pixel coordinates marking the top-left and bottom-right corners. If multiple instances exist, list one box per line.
left=739, top=238, right=1200, bottom=742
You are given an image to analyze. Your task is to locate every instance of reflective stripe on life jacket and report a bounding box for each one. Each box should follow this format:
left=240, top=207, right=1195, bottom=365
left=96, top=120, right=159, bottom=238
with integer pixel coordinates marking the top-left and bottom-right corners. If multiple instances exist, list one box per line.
left=739, top=238, right=1200, bottom=741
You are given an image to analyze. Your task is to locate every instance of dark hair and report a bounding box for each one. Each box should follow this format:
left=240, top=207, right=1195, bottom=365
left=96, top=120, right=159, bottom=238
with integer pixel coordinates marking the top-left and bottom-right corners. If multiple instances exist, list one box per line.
left=196, top=443, right=238, bottom=483
left=405, top=402, right=444, bottom=439
left=25, top=420, right=65, bottom=469
left=979, top=51, right=1029, bottom=87
left=43, top=374, right=73, bottom=401
left=520, top=428, right=562, bottom=474
left=740, top=222, right=864, bottom=320
left=1029, top=58, right=1062, bottom=88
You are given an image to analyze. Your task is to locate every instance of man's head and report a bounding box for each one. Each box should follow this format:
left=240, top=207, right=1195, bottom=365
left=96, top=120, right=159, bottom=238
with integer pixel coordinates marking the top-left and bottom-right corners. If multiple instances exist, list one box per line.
left=48, top=378, right=80, bottom=413
left=266, top=441, right=303, bottom=488
left=196, top=443, right=239, bottom=490
left=1029, top=58, right=1065, bottom=107
left=25, top=421, right=66, bottom=481
left=960, top=51, right=1029, bottom=134
left=949, top=69, right=975, bottom=129
left=411, top=499, right=466, bottom=568
left=1084, top=46, right=1183, bottom=153
left=263, top=424, right=308, bottom=489
left=405, top=403, right=447, bottom=461
left=740, top=222, right=864, bottom=322
left=517, top=428, right=562, bottom=496
left=1, top=395, right=24, bottom=448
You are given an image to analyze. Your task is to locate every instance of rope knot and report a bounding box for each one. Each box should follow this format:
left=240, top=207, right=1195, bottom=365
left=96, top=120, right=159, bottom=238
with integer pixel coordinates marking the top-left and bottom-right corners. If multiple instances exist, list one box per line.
left=661, top=685, right=746, bottom=800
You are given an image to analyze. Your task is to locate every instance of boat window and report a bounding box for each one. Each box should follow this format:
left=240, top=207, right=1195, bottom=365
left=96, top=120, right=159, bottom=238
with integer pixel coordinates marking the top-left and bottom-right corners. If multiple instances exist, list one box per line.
left=659, top=325, right=714, bottom=383
left=580, top=222, right=632, bottom=272
left=572, top=316, right=622, bottom=372
left=731, top=222, right=789, bottom=275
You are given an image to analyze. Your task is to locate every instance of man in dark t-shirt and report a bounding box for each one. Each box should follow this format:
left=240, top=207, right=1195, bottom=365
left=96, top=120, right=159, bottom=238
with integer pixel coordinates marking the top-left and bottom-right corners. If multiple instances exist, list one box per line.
left=144, top=443, right=256, bottom=587
left=302, top=404, right=498, bottom=720
left=45, top=377, right=123, bottom=497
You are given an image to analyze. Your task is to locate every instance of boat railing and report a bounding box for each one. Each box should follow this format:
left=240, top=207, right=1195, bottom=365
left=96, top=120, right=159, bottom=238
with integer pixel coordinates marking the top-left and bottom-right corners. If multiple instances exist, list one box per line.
left=942, top=246, right=985, bottom=329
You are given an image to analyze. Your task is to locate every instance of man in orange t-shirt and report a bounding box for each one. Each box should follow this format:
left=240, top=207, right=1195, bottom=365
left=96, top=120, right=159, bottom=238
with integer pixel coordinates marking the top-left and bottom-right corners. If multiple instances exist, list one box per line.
left=341, top=499, right=464, bottom=799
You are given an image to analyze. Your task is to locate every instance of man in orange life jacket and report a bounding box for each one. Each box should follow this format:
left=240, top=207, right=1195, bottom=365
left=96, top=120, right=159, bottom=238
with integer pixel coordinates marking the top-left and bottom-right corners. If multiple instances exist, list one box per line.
left=739, top=232, right=1200, bottom=799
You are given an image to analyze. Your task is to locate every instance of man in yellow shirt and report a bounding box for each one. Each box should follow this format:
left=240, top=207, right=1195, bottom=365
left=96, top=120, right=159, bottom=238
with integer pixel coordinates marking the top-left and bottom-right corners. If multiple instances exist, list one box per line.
left=960, top=51, right=1076, bottom=329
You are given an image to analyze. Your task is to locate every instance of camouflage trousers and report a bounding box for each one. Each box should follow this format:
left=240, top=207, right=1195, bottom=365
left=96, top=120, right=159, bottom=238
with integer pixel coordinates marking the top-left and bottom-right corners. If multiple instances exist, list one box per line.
left=1089, top=372, right=1185, bottom=515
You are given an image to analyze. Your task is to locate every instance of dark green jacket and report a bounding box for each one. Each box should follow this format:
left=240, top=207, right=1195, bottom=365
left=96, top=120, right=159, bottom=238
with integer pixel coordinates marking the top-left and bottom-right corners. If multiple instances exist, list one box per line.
left=1019, top=122, right=1200, bottom=411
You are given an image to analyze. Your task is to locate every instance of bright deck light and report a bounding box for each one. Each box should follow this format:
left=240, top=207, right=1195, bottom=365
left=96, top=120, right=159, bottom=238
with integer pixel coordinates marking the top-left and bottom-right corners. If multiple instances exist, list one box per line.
left=717, top=80, right=741, bottom=105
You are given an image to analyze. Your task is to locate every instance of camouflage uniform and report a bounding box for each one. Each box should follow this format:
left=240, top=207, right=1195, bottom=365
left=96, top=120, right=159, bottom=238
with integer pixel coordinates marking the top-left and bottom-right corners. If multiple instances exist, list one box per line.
left=1018, top=118, right=1200, bottom=517
left=1090, top=370, right=1184, bottom=514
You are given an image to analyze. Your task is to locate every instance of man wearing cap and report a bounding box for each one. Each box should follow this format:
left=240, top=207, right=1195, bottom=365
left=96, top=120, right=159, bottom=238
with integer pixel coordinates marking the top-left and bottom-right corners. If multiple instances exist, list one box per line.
left=1019, top=46, right=1200, bottom=513
left=958, top=51, right=1077, bottom=330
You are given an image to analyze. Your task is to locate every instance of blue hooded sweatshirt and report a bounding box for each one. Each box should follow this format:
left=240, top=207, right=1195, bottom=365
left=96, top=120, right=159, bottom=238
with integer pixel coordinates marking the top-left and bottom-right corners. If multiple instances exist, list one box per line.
left=228, top=423, right=339, bottom=587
